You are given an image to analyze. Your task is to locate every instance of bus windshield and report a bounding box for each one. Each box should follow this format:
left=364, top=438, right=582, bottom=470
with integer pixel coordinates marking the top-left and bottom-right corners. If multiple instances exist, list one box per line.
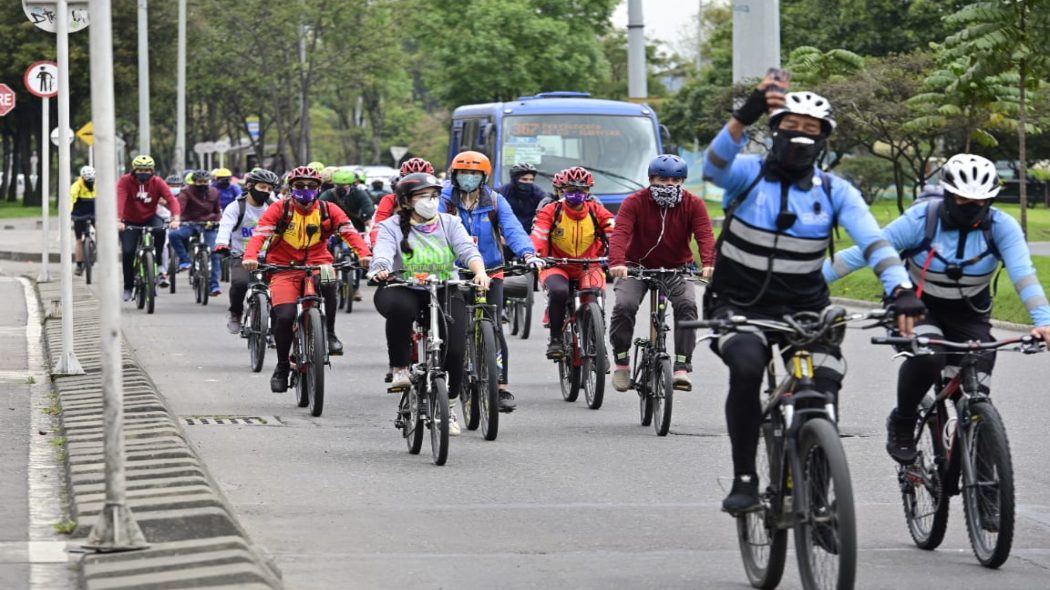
left=500, top=114, right=658, bottom=194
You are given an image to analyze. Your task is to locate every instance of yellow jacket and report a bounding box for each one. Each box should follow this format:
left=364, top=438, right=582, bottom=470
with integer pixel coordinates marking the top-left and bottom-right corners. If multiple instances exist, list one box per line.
left=70, top=178, right=96, bottom=206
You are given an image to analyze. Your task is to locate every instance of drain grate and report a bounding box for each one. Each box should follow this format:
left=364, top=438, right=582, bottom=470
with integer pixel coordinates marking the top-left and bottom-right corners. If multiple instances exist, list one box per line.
left=179, top=415, right=282, bottom=426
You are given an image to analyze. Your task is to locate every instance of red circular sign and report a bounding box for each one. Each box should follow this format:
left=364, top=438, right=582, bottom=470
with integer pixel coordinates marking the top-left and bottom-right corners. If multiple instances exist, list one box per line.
left=24, top=60, right=59, bottom=98
left=0, top=84, right=16, bottom=117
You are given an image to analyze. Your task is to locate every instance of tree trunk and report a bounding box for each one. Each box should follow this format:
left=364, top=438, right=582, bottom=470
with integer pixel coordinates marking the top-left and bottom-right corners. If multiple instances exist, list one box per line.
left=1018, top=61, right=1028, bottom=236
left=2, top=133, right=13, bottom=201
left=893, top=157, right=905, bottom=214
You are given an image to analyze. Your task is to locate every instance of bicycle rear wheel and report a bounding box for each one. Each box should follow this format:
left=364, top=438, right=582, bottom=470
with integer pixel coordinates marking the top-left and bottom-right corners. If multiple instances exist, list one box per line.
left=558, top=326, right=581, bottom=402
left=794, top=418, right=857, bottom=590
left=737, top=419, right=788, bottom=589
left=198, top=254, right=211, bottom=306
left=305, top=308, right=326, bottom=417
left=476, top=319, right=501, bottom=441
left=167, top=245, right=177, bottom=293
left=144, top=251, right=156, bottom=314
left=430, top=376, right=450, bottom=466
left=961, top=402, right=1014, bottom=568
left=293, top=323, right=310, bottom=408
left=248, top=293, right=268, bottom=373
left=580, top=302, right=607, bottom=410
left=651, top=357, right=673, bottom=436
left=83, top=238, right=95, bottom=285
left=403, top=385, right=424, bottom=454
left=338, top=269, right=349, bottom=310
left=901, top=397, right=949, bottom=550
left=520, top=287, right=533, bottom=340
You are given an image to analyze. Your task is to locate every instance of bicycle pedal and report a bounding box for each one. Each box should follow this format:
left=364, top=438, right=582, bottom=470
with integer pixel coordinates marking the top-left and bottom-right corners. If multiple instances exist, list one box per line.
left=387, top=385, right=409, bottom=394
left=673, top=383, right=692, bottom=392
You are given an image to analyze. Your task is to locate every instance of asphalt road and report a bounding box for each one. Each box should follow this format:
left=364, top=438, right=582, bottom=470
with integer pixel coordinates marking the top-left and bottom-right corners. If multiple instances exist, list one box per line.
left=104, top=274, right=1050, bottom=590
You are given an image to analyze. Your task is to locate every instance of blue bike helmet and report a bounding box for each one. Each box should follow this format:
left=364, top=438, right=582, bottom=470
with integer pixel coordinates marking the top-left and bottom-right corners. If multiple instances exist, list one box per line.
left=647, top=154, right=688, bottom=179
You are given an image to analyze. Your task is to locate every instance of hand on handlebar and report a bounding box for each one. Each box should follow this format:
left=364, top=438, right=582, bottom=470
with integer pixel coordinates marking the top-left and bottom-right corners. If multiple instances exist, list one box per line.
left=169, top=220, right=182, bottom=230
left=473, top=271, right=491, bottom=290
left=524, top=254, right=546, bottom=269
left=1030, top=326, right=1050, bottom=342
left=242, top=258, right=259, bottom=271
left=372, top=269, right=391, bottom=282
left=889, top=288, right=925, bottom=337
left=609, top=265, right=628, bottom=279
left=701, top=266, right=714, bottom=280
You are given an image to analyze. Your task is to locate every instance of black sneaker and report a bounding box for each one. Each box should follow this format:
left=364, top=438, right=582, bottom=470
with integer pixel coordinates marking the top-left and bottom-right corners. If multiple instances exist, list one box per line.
left=885, top=409, right=918, bottom=465
left=74, top=263, right=84, bottom=277
left=546, top=341, right=564, bottom=359
left=270, top=363, right=290, bottom=393
left=498, top=390, right=517, bottom=413
left=722, top=474, right=761, bottom=515
left=328, top=333, right=344, bottom=356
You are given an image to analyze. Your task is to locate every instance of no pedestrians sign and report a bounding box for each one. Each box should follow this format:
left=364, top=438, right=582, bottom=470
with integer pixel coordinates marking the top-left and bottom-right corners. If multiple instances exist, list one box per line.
left=24, top=61, right=59, bottom=98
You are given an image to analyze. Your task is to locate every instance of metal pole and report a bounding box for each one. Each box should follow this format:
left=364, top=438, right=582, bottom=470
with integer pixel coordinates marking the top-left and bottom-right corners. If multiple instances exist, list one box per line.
left=299, top=18, right=310, bottom=162
left=174, top=0, right=185, bottom=173
left=84, top=0, right=148, bottom=552
left=54, top=0, right=83, bottom=376
left=40, top=96, right=51, bottom=283
left=626, top=0, right=648, bottom=100
left=137, top=0, right=150, bottom=156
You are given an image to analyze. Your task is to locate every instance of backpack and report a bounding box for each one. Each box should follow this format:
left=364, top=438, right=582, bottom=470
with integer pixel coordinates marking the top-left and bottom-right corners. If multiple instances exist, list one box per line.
left=271, top=199, right=332, bottom=246
left=232, top=194, right=277, bottom=232
left=548, top=200, right=610, bottom=255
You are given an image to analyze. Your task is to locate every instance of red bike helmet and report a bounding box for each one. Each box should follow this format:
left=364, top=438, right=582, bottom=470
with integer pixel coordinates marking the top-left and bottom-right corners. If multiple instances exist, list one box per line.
left=551, top=170, right=568, bottom=189
left=400, top=157, right=434, bottom=176
left=563, top=166, right=594, bottom=188
left=286, top=166, right=322, bottom=184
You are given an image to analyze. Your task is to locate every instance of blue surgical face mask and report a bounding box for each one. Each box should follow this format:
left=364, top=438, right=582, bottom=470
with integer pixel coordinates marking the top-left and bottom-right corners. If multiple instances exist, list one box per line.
left=456, top=172, right=483, bottom=193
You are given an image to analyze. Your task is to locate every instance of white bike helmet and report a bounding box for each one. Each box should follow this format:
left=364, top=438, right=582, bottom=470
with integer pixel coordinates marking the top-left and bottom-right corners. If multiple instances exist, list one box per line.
left=769, top=91, right=837, bottom=134
left=940, top=154, right=1001, bottom=200
left=80, top=165, right=96, bottom=180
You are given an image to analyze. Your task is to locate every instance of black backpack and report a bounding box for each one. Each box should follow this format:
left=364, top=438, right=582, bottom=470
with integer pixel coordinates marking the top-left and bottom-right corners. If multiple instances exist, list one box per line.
left=231, top=194, right=278, bottom=232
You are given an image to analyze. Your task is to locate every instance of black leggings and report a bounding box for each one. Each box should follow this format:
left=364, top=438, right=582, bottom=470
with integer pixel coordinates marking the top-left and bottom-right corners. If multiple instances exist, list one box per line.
left=374, top=285, right=467, bottom=397
left=272, top=281, right=338, bottom=366
left=896, top=309, right=994, bottom=418
left=120, top=216, right=166, bottom=290
left=545, top=274, right=571, bottom=339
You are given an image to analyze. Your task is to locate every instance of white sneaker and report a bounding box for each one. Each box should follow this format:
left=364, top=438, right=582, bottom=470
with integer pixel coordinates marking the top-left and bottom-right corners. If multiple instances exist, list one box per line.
left=389, top=367, right=411, bottom=390
left=448, top=407, right=461, bottom=436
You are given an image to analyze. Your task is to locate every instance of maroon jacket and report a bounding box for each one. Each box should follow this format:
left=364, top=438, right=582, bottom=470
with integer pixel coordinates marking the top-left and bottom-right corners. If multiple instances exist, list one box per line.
left=176, top=186, right=222, bottom=222
left=117, top=173, right=178, bottom=224
left=608, top=188, right=716, bottom=269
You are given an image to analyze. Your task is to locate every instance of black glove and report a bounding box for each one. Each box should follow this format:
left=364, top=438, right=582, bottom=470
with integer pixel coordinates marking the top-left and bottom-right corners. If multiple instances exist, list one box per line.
left=215, top=245, right=231, bottom=258
left=732, top=88, right=770, bottom=127
left=889, top=288, right=926, bottom=318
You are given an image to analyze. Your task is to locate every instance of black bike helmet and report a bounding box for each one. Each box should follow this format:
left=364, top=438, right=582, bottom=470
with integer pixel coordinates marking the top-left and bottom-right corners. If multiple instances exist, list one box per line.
left=245, top=167, right=280, bottom=187
left=395, top=173, right=443, bottom=207
left=509, top=162, right=538, bottom=180
left=192, top=169, right=212, bottom=183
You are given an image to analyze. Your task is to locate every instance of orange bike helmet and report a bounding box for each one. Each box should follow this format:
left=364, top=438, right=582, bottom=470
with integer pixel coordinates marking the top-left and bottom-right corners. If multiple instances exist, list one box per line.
left=449, top=150, right=492, bottom=175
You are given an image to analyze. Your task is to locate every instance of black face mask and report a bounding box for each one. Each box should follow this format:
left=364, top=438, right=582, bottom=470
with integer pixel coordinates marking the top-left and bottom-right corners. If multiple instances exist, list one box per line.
left=249, top=187, right=269, bottom=203
left=194, top=184, right=209, bottom=193
left=84, top=180, right=95, bottom=189
left=768, top=129, right=825, bottom=180
left=943, top=197, right=988, bottom=229
left=135, top=172, right=152, bottom=183
left=217, top=180, right=230, bottom=189
left=335, top=186, right=348, bottom=197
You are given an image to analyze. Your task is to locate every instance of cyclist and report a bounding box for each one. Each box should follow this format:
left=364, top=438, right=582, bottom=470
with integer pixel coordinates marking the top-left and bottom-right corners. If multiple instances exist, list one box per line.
left=212, top=167, right=242, bottom=209
left=170, top=169, right=223, bottom=296
left=703, top=73, right=924, bottom=513
left=319, top=166, right=338, bottom=193
left=322, top=169, right=375, bottom=234
left=369, top=172, right=489, bottom=435
left=242, top=166, right=372, bottom=393
left=165, top=173, right=185, bottom=194
left=117, top=155, right=180, bottom=301
left=823, top=153, right=1050, bottom=464
left=608, top=154, right=716, bottom=392
left=531, top=167, right=614, bottom=358
left=497, top=162, right=548, bottom=235
left=369, top=178, right=387, bottom=203
left=70, top=165, right=97, bottom=276
left=440, top=150, right=545, bottom=412
left=216, top=168, right=281, bottom=333
left=370, top=158, right=436, bottom=245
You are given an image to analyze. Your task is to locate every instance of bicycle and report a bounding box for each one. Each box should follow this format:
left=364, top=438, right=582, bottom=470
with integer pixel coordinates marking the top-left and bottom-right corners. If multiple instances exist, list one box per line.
left=505, top=270, right=534, bottom=340
left=686, top=307, right=876, bottom=590
left=384, top=273, right=456, bottom=465
left=259, top=258, right=349, bottom=417
left=182, top=221, right=216, bottom=306
left=166, top=242, right=179, bottom=294
left=73, top=215, right=96, bottom=285
left=335, top=246, right=361, bottom=314
left=625, top=267, right=704, bottom=436
left=237, top=258, right=272, bottom=373
left=544, top=257, right=609, bottom=410
left=125, top=224, right=166, bottom=315
left=871, top=331, right=1044, bottom=568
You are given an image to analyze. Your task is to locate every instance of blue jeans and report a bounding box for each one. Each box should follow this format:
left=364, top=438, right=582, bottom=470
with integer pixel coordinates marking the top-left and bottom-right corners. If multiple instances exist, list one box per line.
left=170, top=225, right=221, bottom=291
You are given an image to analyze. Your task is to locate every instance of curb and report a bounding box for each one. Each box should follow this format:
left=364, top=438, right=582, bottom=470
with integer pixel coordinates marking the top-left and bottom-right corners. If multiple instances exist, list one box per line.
left=830, top=296, right=1035, bottom=333
left=0, top=249, right=62, bottom=263
left=36, top=282, right=283, bottom=589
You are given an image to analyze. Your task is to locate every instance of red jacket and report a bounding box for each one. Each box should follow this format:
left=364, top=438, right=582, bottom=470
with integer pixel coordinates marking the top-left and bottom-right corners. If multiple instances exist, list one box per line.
left=176, top=186, right=222, bottom=222
left=531, top=199, right=615, bottom=259
left=608, top=188, right=716, bottom=268
left=244, top=199, right=370, bottom=264
left=369, top=192, right=397, bottom=245
left=117, top=173, right=179, bottom=224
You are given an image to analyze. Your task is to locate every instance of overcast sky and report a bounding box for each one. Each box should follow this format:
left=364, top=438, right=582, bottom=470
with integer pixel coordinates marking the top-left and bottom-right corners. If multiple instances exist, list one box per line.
left=611, top=0, right=705, bottom=56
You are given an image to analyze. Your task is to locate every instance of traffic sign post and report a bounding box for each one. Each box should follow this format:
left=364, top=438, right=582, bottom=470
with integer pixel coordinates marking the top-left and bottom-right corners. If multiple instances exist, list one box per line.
left=77, top=121, right=94, bottom=166
left=214, top=139, right=230, bottom=168
left=24, top=62, right=57, bottom=284
left=390, top=146, right=408, bottom=165
left=193, top=141, right=215, bottom=170
left=0, top=84, right=15, bottom=117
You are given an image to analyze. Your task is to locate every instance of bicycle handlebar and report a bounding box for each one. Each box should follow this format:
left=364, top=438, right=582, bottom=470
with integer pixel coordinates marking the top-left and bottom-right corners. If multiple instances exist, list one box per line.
left=540, top=257, right=608, bottom=266
left=870, top=334, right=1045, bottom=355
left=258, top=260, right=355, bottom=273
left=123, top=223, right=170, bottom=231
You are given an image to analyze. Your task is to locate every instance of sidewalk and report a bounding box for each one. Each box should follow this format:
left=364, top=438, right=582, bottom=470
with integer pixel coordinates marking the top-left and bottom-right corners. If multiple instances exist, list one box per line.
left=0, top=218, right=61, bottom=263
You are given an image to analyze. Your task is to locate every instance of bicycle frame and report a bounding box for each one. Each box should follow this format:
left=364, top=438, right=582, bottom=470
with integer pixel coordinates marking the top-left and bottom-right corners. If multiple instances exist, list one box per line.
left=629, top=273, right=675, bottom=391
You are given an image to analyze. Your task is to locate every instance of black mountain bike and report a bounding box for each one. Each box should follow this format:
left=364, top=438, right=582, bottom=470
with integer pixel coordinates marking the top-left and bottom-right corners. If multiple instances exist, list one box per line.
left=505, top=270, right=534, bottom=339
left=545, top=257, right=609, bottom=409
left=687, top=307, right=878, bottom=590
left=239, top=260, right=272, bottom=373
left=73, top=215, right=96, bottom=284
left=386, top=273, right=454, bottom=466
left=183, top=222, right=216, bottom=306
left=871, top=332, right=1044, bottom=568
left=126, top=224, right=166, bottom=314
left=626, top=267, right=703, bottom=436
left=335, top=246, right=361, bottom=314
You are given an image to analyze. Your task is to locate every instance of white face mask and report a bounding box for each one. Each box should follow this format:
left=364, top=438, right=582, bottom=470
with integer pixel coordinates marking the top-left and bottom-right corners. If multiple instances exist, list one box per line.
left=413, top=196, right=440, bottom=219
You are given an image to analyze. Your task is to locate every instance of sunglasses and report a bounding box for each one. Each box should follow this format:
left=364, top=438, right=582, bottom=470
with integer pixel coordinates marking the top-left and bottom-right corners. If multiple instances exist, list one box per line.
left=291, top=181, right=320, bottom=190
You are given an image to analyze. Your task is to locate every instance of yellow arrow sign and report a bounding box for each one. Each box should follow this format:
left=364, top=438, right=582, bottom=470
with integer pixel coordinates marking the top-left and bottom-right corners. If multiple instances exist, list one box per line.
left=76, top=121, right=94, bottom=145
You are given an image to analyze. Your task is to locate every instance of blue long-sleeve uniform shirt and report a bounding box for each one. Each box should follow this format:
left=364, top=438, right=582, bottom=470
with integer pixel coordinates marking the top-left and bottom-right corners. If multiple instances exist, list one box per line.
left=440, top=185, right=535, bottom=269
left=824, top=200, right=1050, bottom=326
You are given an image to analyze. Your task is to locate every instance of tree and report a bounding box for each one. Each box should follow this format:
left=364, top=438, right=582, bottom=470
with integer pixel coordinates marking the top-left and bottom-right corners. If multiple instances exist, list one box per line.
left=944, top=0, right=1050, bottom=234
left=783, top=46, right=864, bottom=86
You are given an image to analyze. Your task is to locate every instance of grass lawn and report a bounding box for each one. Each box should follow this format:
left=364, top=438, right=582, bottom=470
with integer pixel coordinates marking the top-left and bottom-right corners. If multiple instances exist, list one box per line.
left=0, top=198, right=49, bottom=219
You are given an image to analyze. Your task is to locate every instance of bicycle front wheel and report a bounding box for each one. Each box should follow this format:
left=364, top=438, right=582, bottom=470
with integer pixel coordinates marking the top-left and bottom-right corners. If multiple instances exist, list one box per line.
left=961, top=402, right=1014, bottom=568
left=248, top=293, right=268, bottom=373
left=901, top=397, right=949, bottom=550
left=581, top=302, right=607, bottom=410
left=652, top=357, right=673, bottom=436
left=83, top=238, right=95, bottom=285
left=520, top=286, right=533, bottom=340
left=293, top=323, right=309, bottom=408
left=558, top=326, right=581, bottom=402
left=198, top=255, right=211, bottom=306
left=305, top=308, right=326, bottom=417
left=167, top=245, right=177, bottom=294
left=430, top=376, right=450, bottom=466
left=794, top=418, right=857, bottom=590
left=476, top=320, right=501, bottom=441
left=737, top=419, right=788, bottom=589
left=403, top=386, right=424, bottom=454
left=144, top=251, right=156, bottom=314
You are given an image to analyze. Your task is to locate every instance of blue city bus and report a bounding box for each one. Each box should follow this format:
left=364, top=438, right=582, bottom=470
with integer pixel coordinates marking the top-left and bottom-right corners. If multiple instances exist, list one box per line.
left=447, top=91, right=665, bottom=210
